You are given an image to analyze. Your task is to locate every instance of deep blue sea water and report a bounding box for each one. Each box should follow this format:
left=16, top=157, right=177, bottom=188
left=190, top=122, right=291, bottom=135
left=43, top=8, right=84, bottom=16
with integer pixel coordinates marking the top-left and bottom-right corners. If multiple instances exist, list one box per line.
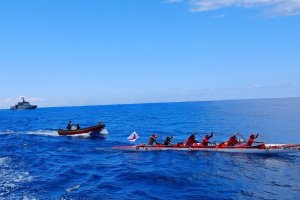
left=1, top=98, right=300, bottom=199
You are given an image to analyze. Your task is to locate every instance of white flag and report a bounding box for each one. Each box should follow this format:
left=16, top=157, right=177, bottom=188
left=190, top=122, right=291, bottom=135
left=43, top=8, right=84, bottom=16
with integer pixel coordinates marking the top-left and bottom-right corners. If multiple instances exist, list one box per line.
left=127, top=131, right=139, bottom=142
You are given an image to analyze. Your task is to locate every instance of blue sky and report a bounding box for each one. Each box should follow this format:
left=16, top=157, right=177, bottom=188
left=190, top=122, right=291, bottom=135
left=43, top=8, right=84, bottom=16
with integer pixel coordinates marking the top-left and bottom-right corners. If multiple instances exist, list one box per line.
left=0, top=0, right=299, bottom=108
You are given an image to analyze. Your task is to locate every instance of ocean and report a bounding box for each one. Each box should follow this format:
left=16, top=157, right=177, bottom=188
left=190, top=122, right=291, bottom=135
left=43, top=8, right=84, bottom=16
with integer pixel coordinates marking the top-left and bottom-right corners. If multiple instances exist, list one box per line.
left=0, top=98, right=300, bottom=199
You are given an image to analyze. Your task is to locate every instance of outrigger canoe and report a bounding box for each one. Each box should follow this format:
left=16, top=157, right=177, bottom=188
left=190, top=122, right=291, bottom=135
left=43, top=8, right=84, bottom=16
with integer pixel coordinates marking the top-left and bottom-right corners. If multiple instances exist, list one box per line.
left=58, top=123, right=107, bottom=137
left=113, top=143, right=300, bottom=154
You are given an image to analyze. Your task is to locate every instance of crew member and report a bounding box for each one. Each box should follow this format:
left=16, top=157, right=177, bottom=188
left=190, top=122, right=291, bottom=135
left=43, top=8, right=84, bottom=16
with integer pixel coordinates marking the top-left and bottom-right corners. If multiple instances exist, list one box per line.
left=226, top=134, right=239, bottom=146
left=148, top=134, right=159, bottom=145
left=185, top=133, right=199, bottom=146
left=247, top=133, right=259, bottom=146
left=164, top=135, right=173, bottom=145
left=67, top=121, right=72, bottom=130
left=76, top=124, right=81, bottom=130
left=202, top=132, right=214, bottom=146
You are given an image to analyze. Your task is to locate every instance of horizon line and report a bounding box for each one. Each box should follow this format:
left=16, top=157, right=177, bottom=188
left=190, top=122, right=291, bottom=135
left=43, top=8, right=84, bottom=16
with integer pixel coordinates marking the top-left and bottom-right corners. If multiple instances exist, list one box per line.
left=1, top=96, right=299, bottom=110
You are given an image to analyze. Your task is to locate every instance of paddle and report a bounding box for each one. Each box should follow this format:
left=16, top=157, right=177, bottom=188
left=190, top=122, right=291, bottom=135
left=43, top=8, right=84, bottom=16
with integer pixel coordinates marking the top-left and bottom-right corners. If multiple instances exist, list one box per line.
left=211, top=131, right=217, bottom=145
left=256, top=133, right=264, bottom=144
left=198, top=134, right=203, bottom=141
left=237, top=133, right=246, bottom=143
left=195, top=131, right=202, bottom=143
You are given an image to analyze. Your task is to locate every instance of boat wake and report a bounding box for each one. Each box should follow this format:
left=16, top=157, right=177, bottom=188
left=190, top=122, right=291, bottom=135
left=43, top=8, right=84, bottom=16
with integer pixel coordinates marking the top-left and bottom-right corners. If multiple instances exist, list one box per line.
left=0, top=130, right=15, bottom=134
left=0, top=130, right=59, bottom=137
left=25, top=130, right=59, bottom=137
left=0, top=125, right=109, bottom=138
left=100, top=128, right=109, bottom=136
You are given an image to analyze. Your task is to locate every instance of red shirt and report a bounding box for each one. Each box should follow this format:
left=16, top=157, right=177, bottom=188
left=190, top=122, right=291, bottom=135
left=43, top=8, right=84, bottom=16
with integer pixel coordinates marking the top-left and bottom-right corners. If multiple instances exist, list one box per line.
left=227, top=136, right=238, bottom=146
left=202, top=138, right=209, bottom=146
left=185, top=135, right=197, bottom=146
left=247, top=136, right=255, bottom=146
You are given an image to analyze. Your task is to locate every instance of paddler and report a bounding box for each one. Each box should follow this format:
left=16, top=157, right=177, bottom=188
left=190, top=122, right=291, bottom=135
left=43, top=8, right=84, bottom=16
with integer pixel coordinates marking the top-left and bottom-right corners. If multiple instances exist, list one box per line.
left=148, top=134, right=159, bottom=145
left=226, top=134, right=239, bottom=146
left=246, top=133, right=259, bottom=146
left=218, top=133, right=239, bottom=147
left=164, top=135, right=173, bottom=145
left=185, top=132, right=199, bottom=146
left=202, top=132, right=214, bottom=146
left=67, top=121, right=72, bottom=130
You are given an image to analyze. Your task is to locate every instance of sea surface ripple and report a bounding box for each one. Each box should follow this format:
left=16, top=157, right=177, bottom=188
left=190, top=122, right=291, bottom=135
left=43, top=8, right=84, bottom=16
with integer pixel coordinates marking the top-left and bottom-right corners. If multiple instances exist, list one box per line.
left=0, top=98, right=300, bottom=199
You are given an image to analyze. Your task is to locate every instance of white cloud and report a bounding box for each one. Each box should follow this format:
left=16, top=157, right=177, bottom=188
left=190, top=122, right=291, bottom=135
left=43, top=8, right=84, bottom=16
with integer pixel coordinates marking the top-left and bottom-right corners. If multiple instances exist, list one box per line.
left=167, top=0, right=300, bottom=16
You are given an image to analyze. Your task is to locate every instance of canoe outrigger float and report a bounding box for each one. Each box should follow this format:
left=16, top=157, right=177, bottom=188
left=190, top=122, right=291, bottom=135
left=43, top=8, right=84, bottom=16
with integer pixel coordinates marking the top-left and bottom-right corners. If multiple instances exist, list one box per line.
left=113, top=143, right=300, bottom=154
left=57, top=122, right=107, bottom=137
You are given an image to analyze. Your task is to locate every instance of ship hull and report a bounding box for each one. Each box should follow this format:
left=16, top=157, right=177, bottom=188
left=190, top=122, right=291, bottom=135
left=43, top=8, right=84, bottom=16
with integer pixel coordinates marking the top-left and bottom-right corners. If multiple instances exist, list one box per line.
left=10, top=105, right=38, bottom=110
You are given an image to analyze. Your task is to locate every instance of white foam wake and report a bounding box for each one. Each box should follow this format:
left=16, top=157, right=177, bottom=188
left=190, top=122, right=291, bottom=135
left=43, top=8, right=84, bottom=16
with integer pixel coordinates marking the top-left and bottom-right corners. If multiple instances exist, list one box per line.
left=100, top=128, right=109, bottom=136
left=24, top=130, right=58, bottom=137
left=0, top=130, right=15, bottom=134
left=0, top=130, right=59, bottom=137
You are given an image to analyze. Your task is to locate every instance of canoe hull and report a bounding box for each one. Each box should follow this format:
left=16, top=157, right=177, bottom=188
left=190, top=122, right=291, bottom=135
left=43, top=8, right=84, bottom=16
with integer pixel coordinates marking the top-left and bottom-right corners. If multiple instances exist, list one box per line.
left=113, top=144, right=300, bottom=154
left=57, top=124, right=106, bottom=137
